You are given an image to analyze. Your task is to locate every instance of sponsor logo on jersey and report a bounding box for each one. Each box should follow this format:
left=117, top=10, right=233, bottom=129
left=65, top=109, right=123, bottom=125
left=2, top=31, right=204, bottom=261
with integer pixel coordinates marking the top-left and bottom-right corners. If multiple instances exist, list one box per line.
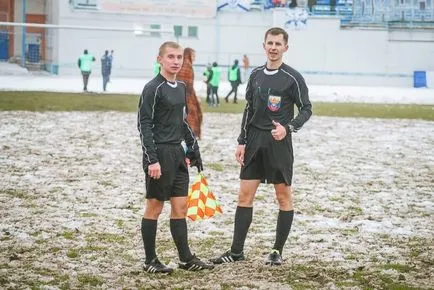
left=268, top=95, right=281, bottom=111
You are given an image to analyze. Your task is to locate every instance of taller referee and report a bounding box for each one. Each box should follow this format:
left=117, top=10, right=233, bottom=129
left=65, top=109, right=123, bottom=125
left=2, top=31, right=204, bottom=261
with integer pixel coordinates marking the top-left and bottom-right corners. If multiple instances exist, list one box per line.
left=138, top=41, right=214, bottom=273
left=212, top=27, right=312, bottom=266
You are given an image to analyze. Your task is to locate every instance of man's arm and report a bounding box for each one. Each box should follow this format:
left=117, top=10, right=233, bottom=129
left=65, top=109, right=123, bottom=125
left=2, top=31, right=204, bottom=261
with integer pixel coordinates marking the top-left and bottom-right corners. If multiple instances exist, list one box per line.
left=137, top=86, right=159, bottom=164
left=77, top=58, right=81, bottom=69
left=286, top=75, right=312, bottom=133
left=184, top=114, right=202, bottom=171
left=184, top=121, right=199, bottom=153
left=183, top=93, right=199, bottom=154
left=182, top=84, right=202, bottom=171
left=237, top=73, right=254, bottom=145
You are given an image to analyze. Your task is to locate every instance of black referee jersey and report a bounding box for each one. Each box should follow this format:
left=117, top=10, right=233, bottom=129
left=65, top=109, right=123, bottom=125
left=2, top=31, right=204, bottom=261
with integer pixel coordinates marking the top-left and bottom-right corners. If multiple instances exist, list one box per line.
left=138, top=74, right=198, bottom=164
left=237, top=63, right=312, bottom=145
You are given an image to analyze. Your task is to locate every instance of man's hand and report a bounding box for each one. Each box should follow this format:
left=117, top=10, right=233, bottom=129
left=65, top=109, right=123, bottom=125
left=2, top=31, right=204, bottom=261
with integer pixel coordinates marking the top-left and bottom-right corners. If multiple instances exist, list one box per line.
left=271, top=120, right=287, bottom=141
left=148, top=162, right=162, bottom=179
left=235, top=144, right=245, bottom=166
left=186, top=150, right=203, bottom=172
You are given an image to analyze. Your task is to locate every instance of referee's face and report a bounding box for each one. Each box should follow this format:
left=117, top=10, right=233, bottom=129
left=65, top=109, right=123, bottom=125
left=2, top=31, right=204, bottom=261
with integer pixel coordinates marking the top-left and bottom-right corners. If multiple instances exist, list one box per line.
left=159, top=47, right=184, bottom=76
left=263, top=34, right=288, bottom=64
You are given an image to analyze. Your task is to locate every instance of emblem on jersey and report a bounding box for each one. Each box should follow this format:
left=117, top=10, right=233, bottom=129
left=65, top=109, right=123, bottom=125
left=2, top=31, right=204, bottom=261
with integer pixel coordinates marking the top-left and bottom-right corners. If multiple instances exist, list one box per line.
left=268, top=95, right=281, bottom=111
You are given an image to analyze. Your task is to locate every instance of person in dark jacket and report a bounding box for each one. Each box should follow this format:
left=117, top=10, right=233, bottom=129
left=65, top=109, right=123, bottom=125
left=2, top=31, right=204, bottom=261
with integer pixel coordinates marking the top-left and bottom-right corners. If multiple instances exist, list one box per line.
left=212, top=27, right=312, bottom=266
left=225, top=59, right=242, bottom=104
left=137, top=41, right=214, bottom=274
left=209, top=62, right=221, bottom=106
left=108, top=50, right=114, bottom=82
left=203, top=64, right=212, bottom=105
left=101, top=50, right=112, bottom=91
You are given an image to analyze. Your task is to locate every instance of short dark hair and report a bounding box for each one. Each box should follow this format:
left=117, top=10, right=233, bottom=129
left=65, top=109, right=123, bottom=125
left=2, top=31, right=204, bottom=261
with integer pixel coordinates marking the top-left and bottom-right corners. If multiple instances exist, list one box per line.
left=159, top=41, right=182, bottom=56
left=264, top=27, right=288, bottom=44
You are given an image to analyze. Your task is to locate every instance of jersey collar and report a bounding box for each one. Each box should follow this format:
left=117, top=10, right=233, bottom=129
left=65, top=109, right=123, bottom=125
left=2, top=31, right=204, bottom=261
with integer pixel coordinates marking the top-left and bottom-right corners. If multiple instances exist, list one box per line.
left=166, top=81, right=178, bottom=88
left=263, top=67, right=279, bottom=75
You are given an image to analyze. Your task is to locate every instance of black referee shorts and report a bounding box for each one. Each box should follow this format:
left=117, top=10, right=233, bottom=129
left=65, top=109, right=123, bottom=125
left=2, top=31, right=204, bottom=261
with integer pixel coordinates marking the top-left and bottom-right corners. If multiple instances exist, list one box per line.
left=240, top=126, right=294, bottom=185
left=143, top=144, right=189, bottom=201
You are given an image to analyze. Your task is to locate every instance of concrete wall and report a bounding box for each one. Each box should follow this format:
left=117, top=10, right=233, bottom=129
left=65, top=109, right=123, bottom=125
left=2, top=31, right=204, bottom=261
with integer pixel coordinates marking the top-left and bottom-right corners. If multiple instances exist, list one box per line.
left=50, top=2, right=434, bottom=86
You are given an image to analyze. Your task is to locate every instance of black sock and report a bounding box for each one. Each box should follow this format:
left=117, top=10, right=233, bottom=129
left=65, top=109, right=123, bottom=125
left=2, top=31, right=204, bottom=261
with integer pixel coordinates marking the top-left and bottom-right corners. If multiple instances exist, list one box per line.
left=170, top=219, right=193, bottom=262
left=141, top=218, right=157, bottom=263
left=231, top=206, right=253, bottom=254
left=273, top=210, right=294, bottom=255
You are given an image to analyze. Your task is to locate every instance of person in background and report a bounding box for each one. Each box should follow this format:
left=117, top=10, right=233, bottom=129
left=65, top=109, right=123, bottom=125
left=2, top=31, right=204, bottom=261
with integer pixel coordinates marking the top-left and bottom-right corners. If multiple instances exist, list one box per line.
left=203, top=63, right=212, bottom=105
left=209, top=62, right=221, bottom=107
left=225, top=59, right=242, bottom=104
left=77, top=49, right=95, bottom=92
left=177, top=47, right=203, bottom=139
left=101, top=50, right=111, bottom=92
left=138, top=41, right=214, bottom=274
left=242, top=54, right=250, bottom=82
left=108, top=50, right=114, bottom=82
left=308, top=0, right=316, bottom=12
left=153, top=59, right=161, bottom=76
left=289, top=0, right=297, bottom=8
left=211, top=27, right=312, bottom=266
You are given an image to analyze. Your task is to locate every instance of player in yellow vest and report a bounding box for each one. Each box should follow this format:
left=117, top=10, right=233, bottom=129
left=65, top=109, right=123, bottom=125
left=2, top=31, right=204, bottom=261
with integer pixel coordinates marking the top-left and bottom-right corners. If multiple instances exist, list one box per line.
left=203, top=64, right=212, bottom=105
left=225, top=59, right=242, bottom=104
left=209, top=62, right=221, bottom=106
left=77, top=49, right=96, bottom=92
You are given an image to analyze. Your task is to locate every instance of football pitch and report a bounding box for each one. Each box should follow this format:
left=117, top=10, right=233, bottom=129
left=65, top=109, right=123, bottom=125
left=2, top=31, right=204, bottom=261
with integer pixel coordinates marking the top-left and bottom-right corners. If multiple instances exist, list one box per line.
left=0, top=92, right=433, bottom=289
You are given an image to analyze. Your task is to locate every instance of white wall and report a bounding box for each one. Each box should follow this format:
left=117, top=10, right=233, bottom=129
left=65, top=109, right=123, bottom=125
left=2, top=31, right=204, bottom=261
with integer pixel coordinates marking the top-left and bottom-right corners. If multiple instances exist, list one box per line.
left=52, top=2, right=434, bottom=86
left=56, top=3, right=176, bottom=76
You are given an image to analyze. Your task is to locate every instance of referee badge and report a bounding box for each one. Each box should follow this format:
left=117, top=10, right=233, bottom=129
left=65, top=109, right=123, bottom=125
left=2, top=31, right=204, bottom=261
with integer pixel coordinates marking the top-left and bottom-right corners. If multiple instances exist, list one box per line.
left=268, top=95, right=281, bottom=111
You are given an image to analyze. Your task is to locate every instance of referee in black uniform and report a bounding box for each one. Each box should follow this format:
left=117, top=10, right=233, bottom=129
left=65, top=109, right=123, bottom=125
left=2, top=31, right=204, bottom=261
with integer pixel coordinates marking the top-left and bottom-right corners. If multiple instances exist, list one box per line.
left=212, top=27, right=312, bottom=266
left=138, top=41, right=214, bottom=273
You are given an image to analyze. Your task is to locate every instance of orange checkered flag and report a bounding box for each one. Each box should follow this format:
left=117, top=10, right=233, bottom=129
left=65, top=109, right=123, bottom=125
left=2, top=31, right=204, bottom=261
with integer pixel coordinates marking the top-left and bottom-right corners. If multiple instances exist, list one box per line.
left=186, top=173, right=223, bottom=221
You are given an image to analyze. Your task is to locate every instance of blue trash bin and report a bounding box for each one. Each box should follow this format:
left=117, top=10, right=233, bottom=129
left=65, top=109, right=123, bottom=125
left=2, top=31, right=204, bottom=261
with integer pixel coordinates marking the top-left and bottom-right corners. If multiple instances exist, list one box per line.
left=0, top=31, right=9, bottom=60
left=28, top=44, right=40, bottom=63
left=413, top=71, right=427, bottom=88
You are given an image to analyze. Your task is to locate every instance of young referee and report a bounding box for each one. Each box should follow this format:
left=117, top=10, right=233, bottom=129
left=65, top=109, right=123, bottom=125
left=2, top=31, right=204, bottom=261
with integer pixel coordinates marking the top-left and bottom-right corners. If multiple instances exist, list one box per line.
left=212, top=27, right=312, bottom=266
left=138, top=41, right=214, bottom=273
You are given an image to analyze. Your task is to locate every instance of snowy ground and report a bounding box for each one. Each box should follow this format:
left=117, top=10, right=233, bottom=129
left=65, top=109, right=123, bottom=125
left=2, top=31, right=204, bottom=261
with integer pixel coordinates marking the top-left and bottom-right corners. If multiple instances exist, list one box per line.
left=0, top=111, right=433, bottom=289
